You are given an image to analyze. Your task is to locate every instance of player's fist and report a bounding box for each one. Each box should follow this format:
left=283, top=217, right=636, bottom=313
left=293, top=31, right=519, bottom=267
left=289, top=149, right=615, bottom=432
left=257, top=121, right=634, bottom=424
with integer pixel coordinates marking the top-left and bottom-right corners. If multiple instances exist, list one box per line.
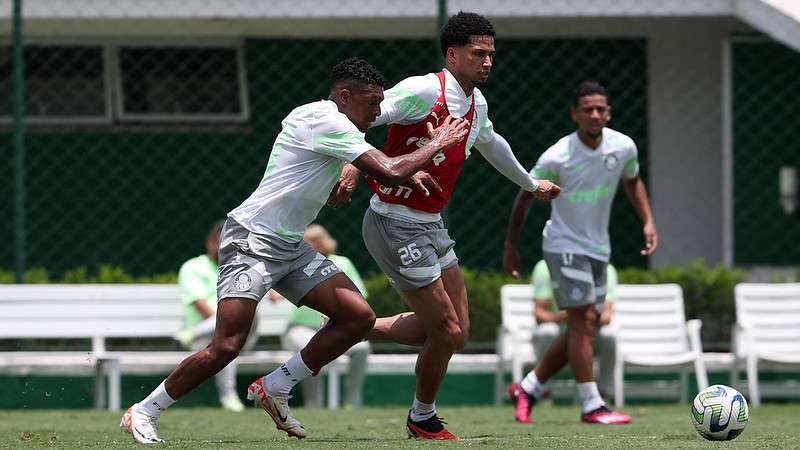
left=533, top=180, right=560, bottom=201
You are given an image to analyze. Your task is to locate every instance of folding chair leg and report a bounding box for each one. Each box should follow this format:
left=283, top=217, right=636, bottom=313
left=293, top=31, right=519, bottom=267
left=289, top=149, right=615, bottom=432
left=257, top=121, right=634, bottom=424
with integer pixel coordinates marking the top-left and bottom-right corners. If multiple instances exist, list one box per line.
left=694, top=356, right=709, bottom=390
left=494, top=363, right=504, bottom=406
left=613, top=360, right=624, bottom=407
left=746, top=355, right=761, bottom=407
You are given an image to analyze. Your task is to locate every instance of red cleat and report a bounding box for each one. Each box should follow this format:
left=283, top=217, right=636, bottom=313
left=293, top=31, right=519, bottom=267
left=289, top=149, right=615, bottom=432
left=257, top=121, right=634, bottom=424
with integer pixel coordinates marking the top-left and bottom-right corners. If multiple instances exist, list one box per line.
left=507, top=382, right=535, bottom=424
left=406, top=413, right=459, bottom=440
left=581, top=405, right=632, bottom=424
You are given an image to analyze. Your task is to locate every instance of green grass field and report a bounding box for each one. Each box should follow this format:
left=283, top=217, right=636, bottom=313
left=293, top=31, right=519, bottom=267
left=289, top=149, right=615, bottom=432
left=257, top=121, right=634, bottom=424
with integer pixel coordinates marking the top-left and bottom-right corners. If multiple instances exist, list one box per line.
left=1, top=404, right=797, bottom=449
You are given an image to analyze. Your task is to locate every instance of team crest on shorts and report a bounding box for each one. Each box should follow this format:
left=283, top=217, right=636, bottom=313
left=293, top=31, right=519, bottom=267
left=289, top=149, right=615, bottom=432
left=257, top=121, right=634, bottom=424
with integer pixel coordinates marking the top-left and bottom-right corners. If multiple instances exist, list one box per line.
left=569, top=286, right=584, bottom=301
left=233, top=273, right=253, bottom=291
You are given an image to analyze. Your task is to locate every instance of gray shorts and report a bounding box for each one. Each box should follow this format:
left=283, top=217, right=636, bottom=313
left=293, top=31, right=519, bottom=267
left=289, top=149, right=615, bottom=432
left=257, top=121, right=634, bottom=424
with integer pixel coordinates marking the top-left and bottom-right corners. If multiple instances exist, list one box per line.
left=542, top=251, right=607, bottom=313
left=217, top=218, right=341, bottom=305
left=362, top=207, right=458, bottom=292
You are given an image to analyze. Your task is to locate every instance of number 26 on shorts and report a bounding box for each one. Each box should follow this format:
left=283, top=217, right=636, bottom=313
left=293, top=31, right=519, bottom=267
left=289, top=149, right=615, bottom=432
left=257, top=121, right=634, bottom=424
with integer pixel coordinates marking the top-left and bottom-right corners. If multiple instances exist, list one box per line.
left=398, top=242, right=422, bottom=266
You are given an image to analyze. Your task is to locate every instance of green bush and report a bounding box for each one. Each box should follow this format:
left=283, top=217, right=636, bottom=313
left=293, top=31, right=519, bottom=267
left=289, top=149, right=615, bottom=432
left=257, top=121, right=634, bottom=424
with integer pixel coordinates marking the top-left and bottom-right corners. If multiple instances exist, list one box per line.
left=0, top=261, right=774, bottom=351
left=0, top=265, right=177, bottom=284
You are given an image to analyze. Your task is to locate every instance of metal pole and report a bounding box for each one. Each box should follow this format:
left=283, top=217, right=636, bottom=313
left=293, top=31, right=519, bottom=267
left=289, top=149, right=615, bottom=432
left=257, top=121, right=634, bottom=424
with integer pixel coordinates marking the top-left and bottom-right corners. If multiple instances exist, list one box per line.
left=12, top=0, right=26, bottom=283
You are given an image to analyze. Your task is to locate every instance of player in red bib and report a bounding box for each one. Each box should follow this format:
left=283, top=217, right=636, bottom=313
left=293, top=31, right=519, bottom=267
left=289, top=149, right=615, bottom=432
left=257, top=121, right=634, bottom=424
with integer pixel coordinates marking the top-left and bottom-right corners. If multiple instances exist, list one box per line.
left=334, top=12, right=559, bottom=440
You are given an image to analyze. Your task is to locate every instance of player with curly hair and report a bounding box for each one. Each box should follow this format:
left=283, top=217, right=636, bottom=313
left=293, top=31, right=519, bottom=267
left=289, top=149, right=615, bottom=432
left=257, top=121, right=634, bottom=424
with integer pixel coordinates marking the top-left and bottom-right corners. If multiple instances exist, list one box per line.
left=120, top=57, right=469, bottom=444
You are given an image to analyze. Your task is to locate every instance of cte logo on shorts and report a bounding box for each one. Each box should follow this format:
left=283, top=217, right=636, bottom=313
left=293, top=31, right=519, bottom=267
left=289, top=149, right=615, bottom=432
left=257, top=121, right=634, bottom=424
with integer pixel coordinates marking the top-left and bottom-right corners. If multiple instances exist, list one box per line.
left=233, top=273, right=252, bottom=291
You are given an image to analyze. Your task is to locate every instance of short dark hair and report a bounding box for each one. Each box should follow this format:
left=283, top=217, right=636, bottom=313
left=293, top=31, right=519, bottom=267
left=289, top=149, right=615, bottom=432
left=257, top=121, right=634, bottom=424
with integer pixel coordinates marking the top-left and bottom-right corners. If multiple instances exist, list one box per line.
left=572, top=81, right=609, bottom=105
left=440, top=11, right=496, bottom=56
left=330, top=57, right=385, bottom=91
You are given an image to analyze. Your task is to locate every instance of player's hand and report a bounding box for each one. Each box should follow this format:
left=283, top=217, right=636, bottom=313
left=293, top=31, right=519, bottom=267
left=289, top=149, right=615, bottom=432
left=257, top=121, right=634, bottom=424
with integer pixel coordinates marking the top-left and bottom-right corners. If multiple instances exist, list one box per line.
left=267, top=289, right=283, bottom=303
left=327, top=164, right=360, bottom=208
left=408, top=171, right=442, bottom=197
left=532, top=180, right=560, bottom=201
left=426, top=115, right=468, bottom=150
left=641, top=222, right=658, bottom=255
left=503, top=241, right=522, bottom=278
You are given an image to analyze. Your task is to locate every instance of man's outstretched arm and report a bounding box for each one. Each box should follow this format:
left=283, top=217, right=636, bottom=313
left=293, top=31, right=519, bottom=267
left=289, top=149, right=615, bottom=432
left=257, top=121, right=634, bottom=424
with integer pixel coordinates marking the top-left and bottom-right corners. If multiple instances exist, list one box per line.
left=476, top=131, right=560, bottom=201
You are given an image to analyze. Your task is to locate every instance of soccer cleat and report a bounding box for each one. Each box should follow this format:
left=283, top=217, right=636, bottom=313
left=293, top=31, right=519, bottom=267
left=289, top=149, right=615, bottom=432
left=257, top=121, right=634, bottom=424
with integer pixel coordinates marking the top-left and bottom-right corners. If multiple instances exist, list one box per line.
left=247, top=378, right=307, bottom=439
left=405, top=412, right=459, bottom=440
left=119, top=404, right=165, bottom=444
left=581, top=405, right=632, bottom=424
left=507, top=382, right=535, bottom=424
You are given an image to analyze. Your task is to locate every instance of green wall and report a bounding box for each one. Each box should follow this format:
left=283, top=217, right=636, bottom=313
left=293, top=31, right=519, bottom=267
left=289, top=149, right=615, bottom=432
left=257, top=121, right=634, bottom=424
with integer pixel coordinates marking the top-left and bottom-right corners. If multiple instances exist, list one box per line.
left=2, top=38, right=648, bottom=277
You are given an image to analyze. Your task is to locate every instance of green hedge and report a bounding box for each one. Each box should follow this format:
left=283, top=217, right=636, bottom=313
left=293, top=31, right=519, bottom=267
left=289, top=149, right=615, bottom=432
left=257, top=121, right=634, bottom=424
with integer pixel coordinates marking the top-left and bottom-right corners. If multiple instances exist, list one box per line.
left=5, top=261, right=797, bottom=351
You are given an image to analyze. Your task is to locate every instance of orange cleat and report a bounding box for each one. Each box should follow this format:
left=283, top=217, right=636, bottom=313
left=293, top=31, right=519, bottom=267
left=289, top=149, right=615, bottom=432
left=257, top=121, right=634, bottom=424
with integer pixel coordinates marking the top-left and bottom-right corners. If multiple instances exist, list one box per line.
left=406, top=412, right=459, bottom=440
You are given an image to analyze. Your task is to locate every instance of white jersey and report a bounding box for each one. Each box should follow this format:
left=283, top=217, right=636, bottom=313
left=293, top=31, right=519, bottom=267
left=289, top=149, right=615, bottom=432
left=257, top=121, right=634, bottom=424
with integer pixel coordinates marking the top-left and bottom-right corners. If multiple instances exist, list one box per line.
left=533, top=128, right=639, bottom=262
left=229, top=100, right=373, bottom=242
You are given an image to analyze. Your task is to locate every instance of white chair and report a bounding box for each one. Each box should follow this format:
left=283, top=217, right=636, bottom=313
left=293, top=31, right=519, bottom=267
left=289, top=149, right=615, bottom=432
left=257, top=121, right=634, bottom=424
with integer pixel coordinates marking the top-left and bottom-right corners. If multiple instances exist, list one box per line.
left=612, top=284, right=709, bottom=406
left=733, top=283, right=800, bottom=406
left=495, top=284, right=537, bottom=405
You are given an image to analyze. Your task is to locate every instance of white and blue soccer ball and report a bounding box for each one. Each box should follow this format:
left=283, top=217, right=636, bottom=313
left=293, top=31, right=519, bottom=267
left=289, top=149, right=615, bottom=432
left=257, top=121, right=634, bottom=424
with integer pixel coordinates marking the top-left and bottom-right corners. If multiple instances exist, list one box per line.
left=690, top=384, right=749, bottom=441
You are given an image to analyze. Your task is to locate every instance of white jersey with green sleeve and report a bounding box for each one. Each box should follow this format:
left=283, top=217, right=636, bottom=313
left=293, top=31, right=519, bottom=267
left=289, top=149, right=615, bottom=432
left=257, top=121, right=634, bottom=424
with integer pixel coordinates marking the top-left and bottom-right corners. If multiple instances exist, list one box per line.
left=533, top=128, right=639, bottom=262
left=229, top=100, right=374, bottom=241
left=178, top=254, right=219, bottom=330
left=531, top=259, right=618, bottom=309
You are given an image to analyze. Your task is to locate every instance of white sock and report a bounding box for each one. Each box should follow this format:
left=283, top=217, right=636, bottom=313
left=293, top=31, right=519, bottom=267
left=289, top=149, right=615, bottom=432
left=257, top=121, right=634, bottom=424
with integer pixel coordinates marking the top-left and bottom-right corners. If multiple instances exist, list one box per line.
left=265, top=352, right=313, bottom=397
left=409, top=397, right=436, bottom=422
left=520, top=371, right=547, bottom=399
left=577, top=381, right=605, bottom=413
left=138, top=381, right=176, bottom=417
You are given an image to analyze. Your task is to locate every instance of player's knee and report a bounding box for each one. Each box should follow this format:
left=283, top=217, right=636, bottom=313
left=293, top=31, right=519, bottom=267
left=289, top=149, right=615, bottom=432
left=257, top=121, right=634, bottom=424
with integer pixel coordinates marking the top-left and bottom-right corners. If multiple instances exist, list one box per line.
left=210, top=338, right=242, bottom=363
left=454, top=323, right=469, bottom=351
left=350, top=304, right=376, bottom=335
left=431, top=317, right=462, bottom=351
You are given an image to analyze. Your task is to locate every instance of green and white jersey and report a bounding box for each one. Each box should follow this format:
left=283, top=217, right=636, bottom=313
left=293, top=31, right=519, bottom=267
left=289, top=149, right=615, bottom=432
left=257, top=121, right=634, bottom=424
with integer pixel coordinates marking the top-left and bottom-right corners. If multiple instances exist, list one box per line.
left=532, top=128, right=639, bottom=262
left=178, top=254, right=218, bottom=330
left=229, top=100, right=374, bottom=242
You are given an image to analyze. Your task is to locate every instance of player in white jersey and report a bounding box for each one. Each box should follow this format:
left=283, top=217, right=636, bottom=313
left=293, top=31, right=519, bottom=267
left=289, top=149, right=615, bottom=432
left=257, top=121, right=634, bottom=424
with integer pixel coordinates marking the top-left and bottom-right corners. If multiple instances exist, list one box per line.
left=503, top=81, right=658, bottom=425
left=120, top=58, right=469, bottom=444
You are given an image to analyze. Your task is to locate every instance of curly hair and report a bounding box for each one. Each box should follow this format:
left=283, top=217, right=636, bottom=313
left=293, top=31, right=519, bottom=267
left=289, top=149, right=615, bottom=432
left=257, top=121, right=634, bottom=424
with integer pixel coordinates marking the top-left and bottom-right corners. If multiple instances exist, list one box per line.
left=572, top=81, right=609, bottom=105
left=439, top=11, right=496, bottom=56
left=330, top=57, right=385, bottom=90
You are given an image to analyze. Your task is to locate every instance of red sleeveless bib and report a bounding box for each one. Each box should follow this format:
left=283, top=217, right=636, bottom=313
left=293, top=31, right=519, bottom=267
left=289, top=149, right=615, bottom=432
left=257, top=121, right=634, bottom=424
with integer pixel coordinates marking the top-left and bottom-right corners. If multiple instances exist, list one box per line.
left=367, top=72, right=475, bottom=213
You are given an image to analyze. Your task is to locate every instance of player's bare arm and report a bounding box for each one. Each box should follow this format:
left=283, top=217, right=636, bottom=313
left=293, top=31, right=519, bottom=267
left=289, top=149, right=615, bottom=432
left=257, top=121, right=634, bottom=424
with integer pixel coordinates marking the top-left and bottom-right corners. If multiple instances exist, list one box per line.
left=502, top=189, right=535, bottom=278
left=622, top=176, right=658, bottom=255
left=327, top=164, right=361, bottom=209
left=534, top=180, right=560, bottom=201
left=351, top=115, right=467, bottom=187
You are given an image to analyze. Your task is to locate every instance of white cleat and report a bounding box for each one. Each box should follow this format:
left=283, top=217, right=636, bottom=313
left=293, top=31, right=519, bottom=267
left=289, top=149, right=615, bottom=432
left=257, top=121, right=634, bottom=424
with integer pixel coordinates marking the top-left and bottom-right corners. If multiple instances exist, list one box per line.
left=220, top=393, right=246, bottom=412
left=247, top=378, right=307, bottom=439
left=120, top=404, right=165, bottom=444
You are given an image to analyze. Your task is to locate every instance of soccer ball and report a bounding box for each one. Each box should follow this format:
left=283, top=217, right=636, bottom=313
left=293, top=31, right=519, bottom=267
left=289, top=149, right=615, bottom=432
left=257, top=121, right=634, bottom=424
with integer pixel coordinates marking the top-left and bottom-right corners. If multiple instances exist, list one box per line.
left=690, top=385, right=749, bottom=441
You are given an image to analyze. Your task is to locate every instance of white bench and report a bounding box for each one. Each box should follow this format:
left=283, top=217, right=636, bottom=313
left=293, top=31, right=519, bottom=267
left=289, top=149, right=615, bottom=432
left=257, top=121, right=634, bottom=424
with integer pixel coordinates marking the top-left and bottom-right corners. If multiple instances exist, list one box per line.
left=733, top=283, right=800, bottom=406
left=0, top=284, right=295, bottom=411
left=0, top=284, right=500, bottom=411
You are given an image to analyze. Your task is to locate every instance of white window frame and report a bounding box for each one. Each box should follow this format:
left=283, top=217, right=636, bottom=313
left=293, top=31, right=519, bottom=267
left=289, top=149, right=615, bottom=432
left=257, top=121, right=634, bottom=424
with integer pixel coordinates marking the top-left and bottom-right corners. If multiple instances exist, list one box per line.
left=113, top=40, right=250, bottom=123
left=0, top=39, right=114, bottom=125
